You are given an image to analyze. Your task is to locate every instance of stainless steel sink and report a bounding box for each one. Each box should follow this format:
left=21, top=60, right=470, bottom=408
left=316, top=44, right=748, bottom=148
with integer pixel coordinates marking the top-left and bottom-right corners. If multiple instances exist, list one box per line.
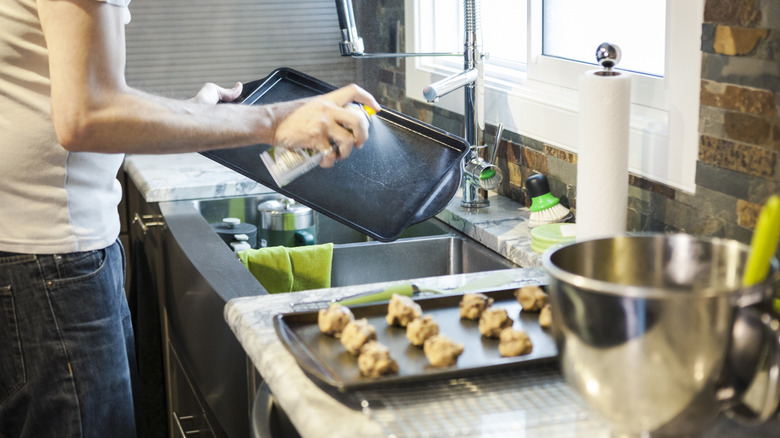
left=330, top=236, right=516, bottom=286
left=191, top=194, right=516, bottom=288
left=192, top=194, right=451, bottom=244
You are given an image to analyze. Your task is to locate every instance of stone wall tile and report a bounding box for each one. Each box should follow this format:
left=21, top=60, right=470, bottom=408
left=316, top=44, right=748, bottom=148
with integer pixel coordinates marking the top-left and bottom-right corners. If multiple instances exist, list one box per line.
left=699, top=135, right=777, bottom=177
left=723, top=111, right=773, bottom=145
left=765, top=1, right=780, bottom=29
left=505, top=142, right=523, bottom=164
left=702, top=23, right=717, bottom=53
left=676, top=184, right=738, bottom=223
left=713, top=25, right=768, bottom=56
left=522, top=147, right=548, bottom=175
left=704, top=0, right=761, bottom=27
left=701, top=80, right=777, bottom=115
left=773, top=119, right=780, bottom=150
left=520, top=136, right=546, bottom=153
left=547, top=156, right=577, bottom=187
left=700, top=105, right=727, bottom=138
left=543, top=144, right=576, bottom=165
left=724, top=221, right=756, bottom=243
left=749, top=176, right=780, bottom=204
left=753, top=30, right=779, bottom=61
left=646, top=191, right=671, bottom=228
left=628, top=174, right=676, bottom=199
left=695, top=162, right=751, bottom=199
left=736, top=198, right=762, bottom=227
left=379, top=69, right=394, bottom=86
left=507, top=161, right=524, bottom=190
left=701, top=54, right=780, bottom=91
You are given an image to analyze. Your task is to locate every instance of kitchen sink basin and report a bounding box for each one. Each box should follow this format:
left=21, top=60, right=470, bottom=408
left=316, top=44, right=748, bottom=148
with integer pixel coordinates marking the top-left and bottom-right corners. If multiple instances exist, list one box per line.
left=190, top=194, right=516, bottom=289
left=330, top=236, right=516, bottom=287
left=193, top=195, right=451, bottom=244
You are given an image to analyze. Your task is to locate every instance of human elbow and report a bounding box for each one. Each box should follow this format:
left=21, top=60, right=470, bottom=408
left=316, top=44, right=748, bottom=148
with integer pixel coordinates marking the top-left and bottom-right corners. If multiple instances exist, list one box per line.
left=52, top=108, right=97, bottom=152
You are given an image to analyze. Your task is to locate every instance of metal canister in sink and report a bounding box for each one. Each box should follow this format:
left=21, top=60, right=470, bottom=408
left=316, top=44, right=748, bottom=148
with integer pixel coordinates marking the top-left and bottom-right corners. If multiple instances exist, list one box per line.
left=256, top=197, right=316, bottom=247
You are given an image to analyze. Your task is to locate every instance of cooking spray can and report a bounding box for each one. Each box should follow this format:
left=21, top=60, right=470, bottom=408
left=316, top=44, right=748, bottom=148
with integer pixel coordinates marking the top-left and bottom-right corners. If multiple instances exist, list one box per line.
left=260, top=103, right=375, bottom=187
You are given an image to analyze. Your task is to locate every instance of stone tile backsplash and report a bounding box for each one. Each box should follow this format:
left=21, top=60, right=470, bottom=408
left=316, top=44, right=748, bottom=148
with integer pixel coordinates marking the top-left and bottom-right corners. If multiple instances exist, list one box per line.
left=357, top=0, right=778, bottom=250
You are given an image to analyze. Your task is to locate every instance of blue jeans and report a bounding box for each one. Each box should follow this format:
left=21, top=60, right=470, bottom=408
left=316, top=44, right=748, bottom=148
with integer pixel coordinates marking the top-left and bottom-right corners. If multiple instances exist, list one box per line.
left=0, top=240, right=137, bottom=438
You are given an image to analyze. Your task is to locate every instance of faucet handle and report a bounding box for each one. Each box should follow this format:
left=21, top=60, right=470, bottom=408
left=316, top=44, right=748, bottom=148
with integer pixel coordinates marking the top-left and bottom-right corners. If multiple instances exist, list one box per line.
left=488, top=123, right=504, bottom=165
left=464, top=123, right=504, bottom=192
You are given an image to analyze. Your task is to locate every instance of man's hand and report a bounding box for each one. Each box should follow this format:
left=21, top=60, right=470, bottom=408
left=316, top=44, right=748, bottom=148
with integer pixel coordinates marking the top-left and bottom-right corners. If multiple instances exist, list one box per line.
left=189, top=82, right=243, bottom=105
left=272, top=84, right=380, bottom=168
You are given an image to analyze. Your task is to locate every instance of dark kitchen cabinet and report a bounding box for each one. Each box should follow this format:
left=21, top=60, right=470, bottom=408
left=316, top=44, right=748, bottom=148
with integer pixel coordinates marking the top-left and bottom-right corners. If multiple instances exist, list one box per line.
left=125, top=175, right=266, bottom=438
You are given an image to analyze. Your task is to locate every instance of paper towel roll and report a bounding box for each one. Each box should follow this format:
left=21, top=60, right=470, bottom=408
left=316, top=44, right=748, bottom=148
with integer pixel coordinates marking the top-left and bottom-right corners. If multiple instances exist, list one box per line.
left=576, top=69, right=631, bottom=241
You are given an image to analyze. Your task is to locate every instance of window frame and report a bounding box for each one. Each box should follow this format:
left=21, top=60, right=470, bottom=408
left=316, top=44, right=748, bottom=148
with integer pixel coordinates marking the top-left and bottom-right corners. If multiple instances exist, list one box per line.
left=404, top=0, right=703, bottom=193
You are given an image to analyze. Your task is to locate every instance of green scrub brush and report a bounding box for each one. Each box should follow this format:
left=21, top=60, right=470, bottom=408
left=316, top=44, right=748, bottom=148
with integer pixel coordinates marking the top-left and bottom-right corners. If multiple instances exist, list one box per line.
left=525, top=173, right=572, bottom=228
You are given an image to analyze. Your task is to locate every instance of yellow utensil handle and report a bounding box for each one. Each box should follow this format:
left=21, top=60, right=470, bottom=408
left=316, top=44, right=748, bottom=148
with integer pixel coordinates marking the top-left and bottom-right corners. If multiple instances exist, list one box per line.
left=337, top=283, right=415, bottom=306
left=743, top=195, right=780, bottom=287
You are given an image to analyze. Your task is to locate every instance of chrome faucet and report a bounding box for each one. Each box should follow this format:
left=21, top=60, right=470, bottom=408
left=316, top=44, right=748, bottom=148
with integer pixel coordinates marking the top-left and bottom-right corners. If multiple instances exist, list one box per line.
left=334, top=0, right=502, bottom=208
left=422, top=0, right=502, bottom=208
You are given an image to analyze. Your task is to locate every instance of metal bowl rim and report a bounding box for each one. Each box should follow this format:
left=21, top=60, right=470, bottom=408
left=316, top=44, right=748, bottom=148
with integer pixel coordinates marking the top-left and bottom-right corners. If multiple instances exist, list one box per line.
left=541, top=232, right=778, bottom=299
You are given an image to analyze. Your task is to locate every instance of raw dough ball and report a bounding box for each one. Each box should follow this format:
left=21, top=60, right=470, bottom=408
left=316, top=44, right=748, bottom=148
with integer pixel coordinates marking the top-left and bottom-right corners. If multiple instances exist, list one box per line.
left=514, top=285, right=548, bottom=311
left=358, top=341, right=399, bottom=378
left=478, top=308, right=514, bottom=338
left=340, top=318, right=377, bottom=355
left=498, top=328, right=533, bottom=357
left=423, top=335, right=464, bottom=367
left=539, top=303, right=552, bottom=329
left=406, top=315, right=439, bottom=347
left=317, top=304, right=354, bottom=337
left=386, top=294, right=422, bottom=327
left=459, top=293, right=494, bottom=320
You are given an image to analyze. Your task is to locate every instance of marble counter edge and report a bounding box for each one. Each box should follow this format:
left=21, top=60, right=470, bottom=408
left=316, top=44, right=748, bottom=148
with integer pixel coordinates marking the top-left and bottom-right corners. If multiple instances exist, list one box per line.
left=435, top=191, right=542, bottom=268
left=123, top=153, right=276, bottom=203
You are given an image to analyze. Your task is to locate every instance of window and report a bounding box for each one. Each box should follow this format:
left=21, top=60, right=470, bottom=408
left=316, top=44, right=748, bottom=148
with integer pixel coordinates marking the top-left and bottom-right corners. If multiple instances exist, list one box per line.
left=405, top=0, right=704, bottom=192
left=542, top=0, right=666, bottom=77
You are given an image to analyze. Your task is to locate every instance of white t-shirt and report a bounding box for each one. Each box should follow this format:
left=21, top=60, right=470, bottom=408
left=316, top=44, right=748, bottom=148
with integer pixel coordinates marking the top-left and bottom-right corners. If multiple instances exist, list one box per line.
left=0, top=0, right=131, bottom=254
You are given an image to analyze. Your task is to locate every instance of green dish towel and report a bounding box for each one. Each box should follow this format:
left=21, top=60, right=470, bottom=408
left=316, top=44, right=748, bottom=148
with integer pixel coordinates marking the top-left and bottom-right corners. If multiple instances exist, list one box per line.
left=238, top=243, right=334, bottom=293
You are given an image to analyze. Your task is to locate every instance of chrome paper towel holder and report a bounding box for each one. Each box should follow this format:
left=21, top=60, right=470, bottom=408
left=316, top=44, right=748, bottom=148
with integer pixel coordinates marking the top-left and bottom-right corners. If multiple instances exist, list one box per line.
left=595, top=42, right=622, bottom=76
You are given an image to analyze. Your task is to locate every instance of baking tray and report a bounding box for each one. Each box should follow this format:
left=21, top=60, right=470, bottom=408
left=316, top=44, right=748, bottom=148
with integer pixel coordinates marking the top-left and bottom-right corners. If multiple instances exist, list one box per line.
left=201, top=68, right=469, bottom=242
left=274, top=288, right=558, bottom=391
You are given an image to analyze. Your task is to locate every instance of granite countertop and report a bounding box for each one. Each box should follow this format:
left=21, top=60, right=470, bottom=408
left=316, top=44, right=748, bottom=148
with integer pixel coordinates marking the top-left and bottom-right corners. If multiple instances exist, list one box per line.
left=123, top=153, right=274, bottom=203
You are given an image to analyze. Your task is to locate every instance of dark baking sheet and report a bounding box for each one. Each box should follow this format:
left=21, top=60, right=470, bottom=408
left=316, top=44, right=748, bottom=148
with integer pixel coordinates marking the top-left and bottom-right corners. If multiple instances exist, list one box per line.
left=274, top=288, right=558, bottom=391
left=201, top=68, right=469, bottom=242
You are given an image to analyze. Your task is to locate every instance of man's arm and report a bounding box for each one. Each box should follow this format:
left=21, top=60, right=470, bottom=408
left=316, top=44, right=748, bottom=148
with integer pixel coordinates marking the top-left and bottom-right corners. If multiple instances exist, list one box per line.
left=36, top=0, right=379, bottom=163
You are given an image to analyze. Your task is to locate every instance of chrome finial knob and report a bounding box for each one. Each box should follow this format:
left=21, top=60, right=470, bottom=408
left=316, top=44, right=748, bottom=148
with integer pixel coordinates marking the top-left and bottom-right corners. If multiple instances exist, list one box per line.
left=596, top=43, right=621, bottom=71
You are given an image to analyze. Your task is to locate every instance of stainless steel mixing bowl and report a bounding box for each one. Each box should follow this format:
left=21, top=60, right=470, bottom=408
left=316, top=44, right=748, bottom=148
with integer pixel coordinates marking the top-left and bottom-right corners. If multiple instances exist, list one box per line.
left=542, top=233, right=780, bottom=437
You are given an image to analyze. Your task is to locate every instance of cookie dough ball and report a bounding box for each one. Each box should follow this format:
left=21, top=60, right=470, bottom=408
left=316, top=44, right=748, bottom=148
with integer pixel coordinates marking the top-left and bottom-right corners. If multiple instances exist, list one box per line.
left=340, top=318, right=377, bottom=355
left=498, top=328, right=533, bottom=357
left=478, top=308, right=514, bottom=338
left=358, top=341, right=399, bottom=378
left=318, top=304, right=354, bottom=337
left=386, top=294, right=422, bottom=327
left=406, top=315, right=439, bottom=347
left=538, top=303, right=552, bottom=328
left=423, top=335, right=464, bottom=367
left=514, top=285, right=548, bottom=311
left=459, top=293, right=494, bottom=320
